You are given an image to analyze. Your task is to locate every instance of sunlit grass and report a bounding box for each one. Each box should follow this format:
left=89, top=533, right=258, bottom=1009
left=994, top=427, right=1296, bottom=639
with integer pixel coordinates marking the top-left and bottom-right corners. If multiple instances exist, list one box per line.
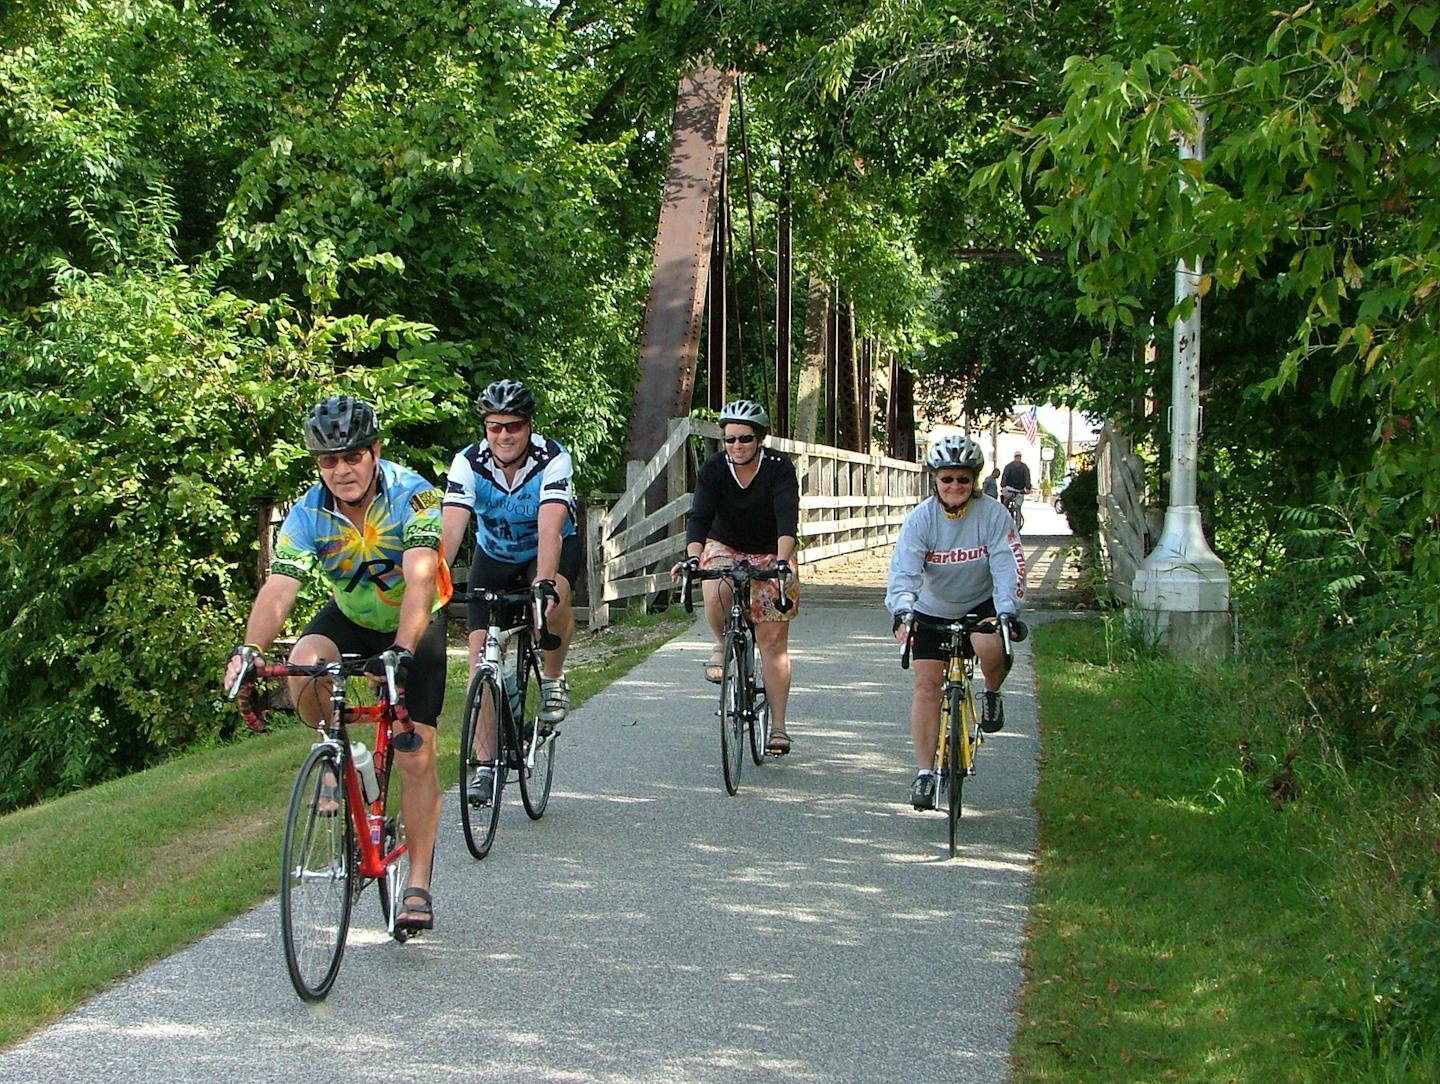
left=1014, top=618, right=1440, bottom=1083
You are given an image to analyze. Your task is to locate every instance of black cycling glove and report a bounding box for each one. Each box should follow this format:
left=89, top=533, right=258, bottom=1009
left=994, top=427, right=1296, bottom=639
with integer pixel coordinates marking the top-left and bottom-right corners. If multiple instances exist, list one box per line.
left=365, top=646, right=414, bottom=687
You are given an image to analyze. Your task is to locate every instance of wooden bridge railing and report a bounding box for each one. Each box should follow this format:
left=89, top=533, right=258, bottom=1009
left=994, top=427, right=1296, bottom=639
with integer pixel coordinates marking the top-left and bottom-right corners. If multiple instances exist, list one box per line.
left=584, top=417, right=926, bottom=628
left=1095, top=420, right=1152, bottom=604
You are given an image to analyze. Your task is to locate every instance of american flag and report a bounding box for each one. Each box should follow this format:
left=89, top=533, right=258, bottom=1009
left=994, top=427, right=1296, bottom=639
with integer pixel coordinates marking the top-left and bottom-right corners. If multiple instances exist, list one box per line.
left=1021, top=406, right=1039, bottom=445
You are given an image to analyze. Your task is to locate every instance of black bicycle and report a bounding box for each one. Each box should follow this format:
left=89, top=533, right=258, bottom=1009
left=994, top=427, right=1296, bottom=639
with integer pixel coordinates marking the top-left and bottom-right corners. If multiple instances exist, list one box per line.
left=682, top=559, right=792, bottom=794
left=456, top=584, right=558, bottom=859
left=901, top=612, right=1025, bottom=856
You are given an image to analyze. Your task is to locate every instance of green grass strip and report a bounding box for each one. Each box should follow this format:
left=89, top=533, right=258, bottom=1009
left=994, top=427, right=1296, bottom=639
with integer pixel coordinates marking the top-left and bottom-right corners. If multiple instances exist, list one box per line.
left=0, top=608, right=689, bottom=1048
left=1015, top=617, right=1440, bottom=1083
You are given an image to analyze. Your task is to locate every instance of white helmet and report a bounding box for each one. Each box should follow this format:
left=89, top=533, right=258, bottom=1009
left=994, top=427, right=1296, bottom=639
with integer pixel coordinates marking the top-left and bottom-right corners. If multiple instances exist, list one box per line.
left=718, top=399, right=769, bottom=434
left=925, top=434, right=985, bottom=474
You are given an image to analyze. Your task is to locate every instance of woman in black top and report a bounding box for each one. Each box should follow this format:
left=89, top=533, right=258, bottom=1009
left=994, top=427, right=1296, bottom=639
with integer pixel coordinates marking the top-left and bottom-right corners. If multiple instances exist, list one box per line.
left=672, top=400, right=800, bottom=754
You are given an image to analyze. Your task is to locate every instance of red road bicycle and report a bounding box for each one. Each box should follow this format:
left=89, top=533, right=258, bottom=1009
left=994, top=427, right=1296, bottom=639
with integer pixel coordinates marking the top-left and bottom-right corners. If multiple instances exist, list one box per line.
left=231, top=648, right=420, bottom=1002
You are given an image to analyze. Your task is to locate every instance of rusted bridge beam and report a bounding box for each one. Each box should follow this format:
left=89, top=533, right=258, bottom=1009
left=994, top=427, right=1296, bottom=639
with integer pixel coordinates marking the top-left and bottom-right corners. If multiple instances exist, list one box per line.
left=626, top=67, right=734, bottom=466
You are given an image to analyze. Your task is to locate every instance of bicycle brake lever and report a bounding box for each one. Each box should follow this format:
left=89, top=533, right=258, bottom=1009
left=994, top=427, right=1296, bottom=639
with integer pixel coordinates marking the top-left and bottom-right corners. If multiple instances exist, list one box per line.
left=226, top=645, right=261, bottom=701
left=379, top=649, right=400, bottom=705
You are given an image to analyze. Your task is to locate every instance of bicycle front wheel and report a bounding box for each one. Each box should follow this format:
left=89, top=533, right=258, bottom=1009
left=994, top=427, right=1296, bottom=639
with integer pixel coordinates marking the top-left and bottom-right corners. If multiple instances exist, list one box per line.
left=518, top=650, right=555, bottom=819
left=946, top=686, right=966, bottom=858
left=748, top=645, right=769, bottom=765
left=719, top=633, right=746, bottom=794
left=459, top=667, right=505, bottom=860
left=280, top=745, right=355, bottom=1002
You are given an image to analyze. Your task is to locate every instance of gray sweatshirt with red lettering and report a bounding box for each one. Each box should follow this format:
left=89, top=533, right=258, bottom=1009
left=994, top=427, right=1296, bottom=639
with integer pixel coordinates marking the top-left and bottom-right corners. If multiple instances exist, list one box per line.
left=885, top=495, right=1026, bottom=619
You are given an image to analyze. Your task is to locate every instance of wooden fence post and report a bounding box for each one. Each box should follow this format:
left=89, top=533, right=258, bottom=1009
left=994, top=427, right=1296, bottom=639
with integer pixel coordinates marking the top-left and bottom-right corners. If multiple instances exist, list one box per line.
left=586, top=502, right=611, bottom=630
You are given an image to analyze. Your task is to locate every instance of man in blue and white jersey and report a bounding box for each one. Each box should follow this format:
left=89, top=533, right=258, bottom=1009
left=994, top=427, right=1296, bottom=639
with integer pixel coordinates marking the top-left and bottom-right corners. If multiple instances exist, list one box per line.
left=441, top=380, right=579, bottom=799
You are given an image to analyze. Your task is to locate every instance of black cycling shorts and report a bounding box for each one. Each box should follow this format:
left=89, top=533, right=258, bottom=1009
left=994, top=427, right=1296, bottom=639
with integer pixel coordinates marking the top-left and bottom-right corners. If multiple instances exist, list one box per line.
left=466, top=532, right=582, bottom=632
left=909, top=598, right=998, bottom=662
left=298, top=602, right=449, bottom=725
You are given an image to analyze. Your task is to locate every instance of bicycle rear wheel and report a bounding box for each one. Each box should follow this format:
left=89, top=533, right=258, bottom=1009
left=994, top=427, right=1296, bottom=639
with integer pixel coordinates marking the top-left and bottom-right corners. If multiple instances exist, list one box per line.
left=518, top=649, right=555, bottom=819
left=946, top=686, right=965, bottom=857
left=280, top=745, right=354, bottom=1002
left=459, top=668, right=505, bottom=860
left=719, top=633, right=746, bottom=794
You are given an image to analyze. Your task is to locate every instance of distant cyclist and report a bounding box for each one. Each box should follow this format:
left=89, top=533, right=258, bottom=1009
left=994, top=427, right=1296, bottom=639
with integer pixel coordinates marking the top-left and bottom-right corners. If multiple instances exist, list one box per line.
left=886, top=435, right=1026, bottom=810
left=223, top=395, right=450, bottom=933
left=999, top=451, right=1033, bottom=521
left=671, top=399, right=800, bottom=755
left=441, top=379, right=579, bottom=796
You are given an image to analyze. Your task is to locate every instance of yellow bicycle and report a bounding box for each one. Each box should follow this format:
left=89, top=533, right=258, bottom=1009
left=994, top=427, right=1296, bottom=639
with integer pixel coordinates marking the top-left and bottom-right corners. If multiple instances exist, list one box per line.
left=903, top=612, right=1022, bottom=856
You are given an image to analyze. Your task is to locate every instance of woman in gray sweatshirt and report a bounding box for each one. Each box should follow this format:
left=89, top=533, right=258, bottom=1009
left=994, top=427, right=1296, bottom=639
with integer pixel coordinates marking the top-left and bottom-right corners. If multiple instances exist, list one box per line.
left=886, top=434, right=1026, bottom=810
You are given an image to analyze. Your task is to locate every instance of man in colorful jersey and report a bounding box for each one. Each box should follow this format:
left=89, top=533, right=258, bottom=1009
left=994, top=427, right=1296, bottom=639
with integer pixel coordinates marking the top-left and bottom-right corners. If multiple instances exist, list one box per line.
left=441, top=379, right=579, bottom=798
left=671, top=399, right=800, bottom=755
left=886, top=434, right=1027, bottom=811
left=223, top=395, right=450, bottom=933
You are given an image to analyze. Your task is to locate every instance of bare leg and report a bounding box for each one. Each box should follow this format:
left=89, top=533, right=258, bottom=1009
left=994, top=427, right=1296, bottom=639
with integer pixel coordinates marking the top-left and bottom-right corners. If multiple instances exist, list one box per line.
left=755, top=620, right=793, bottom=735
left=970, top=631, right=1009, bottom=693
left=541, top=574, right=576, bottom=679
left=909, top=659, right=944, bottom=770
left=396, top=724, right=440, bottom=917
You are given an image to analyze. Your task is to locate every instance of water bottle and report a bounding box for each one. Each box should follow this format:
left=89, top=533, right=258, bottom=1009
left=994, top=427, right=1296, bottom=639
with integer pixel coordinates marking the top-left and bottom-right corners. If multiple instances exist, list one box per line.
left=351, top=742, right=381, bottom=803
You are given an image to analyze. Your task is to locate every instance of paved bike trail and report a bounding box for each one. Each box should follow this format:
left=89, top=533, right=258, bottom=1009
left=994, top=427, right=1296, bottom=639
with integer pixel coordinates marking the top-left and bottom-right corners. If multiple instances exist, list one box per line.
left=1, top=590, right=1041, bottom=1083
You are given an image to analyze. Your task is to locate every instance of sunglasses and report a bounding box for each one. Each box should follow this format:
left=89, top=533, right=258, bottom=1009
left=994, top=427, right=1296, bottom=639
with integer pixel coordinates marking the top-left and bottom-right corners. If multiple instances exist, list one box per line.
left=484, top=419, right=530, bottom=435
left=315, top=449, right=370, bottom=470
left=936, top=474, right=974, bottom=486
left=723, top=434, right=757, bottom=445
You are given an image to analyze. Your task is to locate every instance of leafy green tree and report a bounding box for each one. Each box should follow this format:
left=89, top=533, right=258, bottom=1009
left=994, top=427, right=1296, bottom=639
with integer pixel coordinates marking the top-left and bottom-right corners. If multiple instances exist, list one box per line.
left=986, top=2, right=1440, bottom=587
left=0, top=189, right=457, bottom=810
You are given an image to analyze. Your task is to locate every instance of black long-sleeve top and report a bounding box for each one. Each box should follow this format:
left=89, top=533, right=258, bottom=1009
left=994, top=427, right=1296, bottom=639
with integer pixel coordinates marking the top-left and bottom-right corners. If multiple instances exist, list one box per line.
left=686, top=448, right=800, bottom=553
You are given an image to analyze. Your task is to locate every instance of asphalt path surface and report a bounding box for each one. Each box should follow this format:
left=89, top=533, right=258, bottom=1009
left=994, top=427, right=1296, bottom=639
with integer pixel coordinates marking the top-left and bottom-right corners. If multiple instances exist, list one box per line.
left=3, top=589, right=1043, bottom=1083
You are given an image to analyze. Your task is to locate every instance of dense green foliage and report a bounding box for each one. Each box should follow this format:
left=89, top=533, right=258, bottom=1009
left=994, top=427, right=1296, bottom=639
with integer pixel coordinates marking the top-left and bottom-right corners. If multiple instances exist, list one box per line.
left=0, top=0, right=666, bottom=805
left=1059, top=465, right=1098, bottom=540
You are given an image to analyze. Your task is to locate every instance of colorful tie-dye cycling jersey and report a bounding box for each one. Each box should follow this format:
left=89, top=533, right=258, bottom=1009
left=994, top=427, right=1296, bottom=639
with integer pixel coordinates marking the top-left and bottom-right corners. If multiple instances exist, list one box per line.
left=271, top=459, right=449, bottom=632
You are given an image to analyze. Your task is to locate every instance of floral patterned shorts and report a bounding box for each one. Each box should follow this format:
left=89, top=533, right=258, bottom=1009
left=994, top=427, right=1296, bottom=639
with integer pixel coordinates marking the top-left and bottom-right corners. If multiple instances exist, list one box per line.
left=700, top=540, right=800, bottom=624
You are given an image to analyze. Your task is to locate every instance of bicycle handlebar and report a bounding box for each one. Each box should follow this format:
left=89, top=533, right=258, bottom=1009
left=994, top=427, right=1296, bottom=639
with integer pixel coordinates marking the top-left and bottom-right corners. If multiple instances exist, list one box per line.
left=898, top=612, right=1028, bottom=670
left=681, top=559, right=793, bottom=616
left=230, top=650, right=413, bottom=739
left=452, top=582, right=558, bottom=649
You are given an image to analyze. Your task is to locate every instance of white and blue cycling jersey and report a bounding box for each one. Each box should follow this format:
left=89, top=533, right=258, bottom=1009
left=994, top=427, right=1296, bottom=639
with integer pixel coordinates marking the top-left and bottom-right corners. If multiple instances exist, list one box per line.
left=443, top=434, right=577, bottom=564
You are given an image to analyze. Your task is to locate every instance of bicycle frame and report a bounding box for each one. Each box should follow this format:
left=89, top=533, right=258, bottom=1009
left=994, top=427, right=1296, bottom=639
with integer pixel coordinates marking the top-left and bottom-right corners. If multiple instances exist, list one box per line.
left=682, top=558, right=792, bottom=791
left=235, top=653, right=413, bottom=880
left=472, top=595, right=541, bottom=775
left=936, top=645, right=980, bottom=778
